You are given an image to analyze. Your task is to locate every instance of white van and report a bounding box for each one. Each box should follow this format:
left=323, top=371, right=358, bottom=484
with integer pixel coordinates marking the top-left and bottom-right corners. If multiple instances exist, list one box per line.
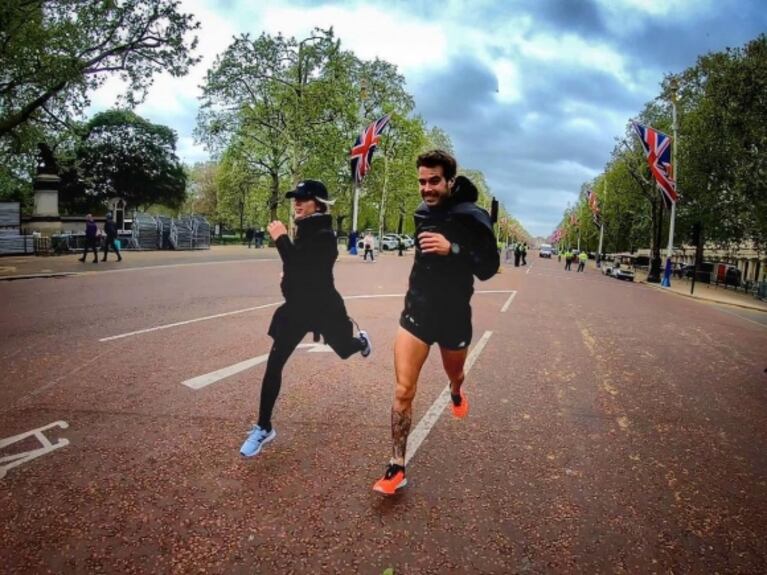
left=539, top=243, right=553, bottom=258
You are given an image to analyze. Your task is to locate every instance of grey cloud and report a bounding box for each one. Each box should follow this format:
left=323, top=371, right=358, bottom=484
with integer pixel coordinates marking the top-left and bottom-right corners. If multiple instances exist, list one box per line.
left=519, top=0, right=607, bottom=37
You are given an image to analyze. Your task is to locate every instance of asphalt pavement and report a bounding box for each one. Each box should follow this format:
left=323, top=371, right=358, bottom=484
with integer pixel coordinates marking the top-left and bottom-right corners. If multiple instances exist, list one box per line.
left=1, top=251, right=766, bottom=574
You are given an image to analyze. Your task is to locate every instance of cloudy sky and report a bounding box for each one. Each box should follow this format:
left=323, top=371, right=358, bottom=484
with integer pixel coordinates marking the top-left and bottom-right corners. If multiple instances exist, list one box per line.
left=89, top=0, right=766, bottom=237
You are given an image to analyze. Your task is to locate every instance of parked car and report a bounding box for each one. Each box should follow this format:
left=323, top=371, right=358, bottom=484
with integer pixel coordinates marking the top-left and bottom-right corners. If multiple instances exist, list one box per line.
left=398, top=234, right=415, bottom=248
left=681, top=262, right=714, bottom=283
left=613, top=267, right=635, bottom=281
left=539, top=243, right=553, bottom=258
left=380, top=234, right=401, bottom=250
left=602, top=257, right=635, bottom=281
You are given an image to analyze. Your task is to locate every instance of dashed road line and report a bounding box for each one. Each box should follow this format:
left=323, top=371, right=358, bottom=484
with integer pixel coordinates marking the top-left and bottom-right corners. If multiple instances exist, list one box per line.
left=100, top=290, right=515, bottom=342
left=182, top=343, right=332, bottom=389
left=501, top=291, right=517, bottom=312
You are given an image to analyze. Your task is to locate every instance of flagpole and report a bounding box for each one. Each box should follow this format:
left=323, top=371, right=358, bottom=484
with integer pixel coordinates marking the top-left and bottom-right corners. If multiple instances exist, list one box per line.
left=662, top=80, right=679, bottom=288
left=597, top=179, right=606, bottom=267
left=352, top=185, right=360, bottom=233
left=378, top=150, right=389, bottom=246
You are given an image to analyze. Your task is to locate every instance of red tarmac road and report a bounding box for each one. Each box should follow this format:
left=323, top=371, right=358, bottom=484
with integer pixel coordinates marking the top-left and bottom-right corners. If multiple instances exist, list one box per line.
left=1, top=252, right=766, bottom=574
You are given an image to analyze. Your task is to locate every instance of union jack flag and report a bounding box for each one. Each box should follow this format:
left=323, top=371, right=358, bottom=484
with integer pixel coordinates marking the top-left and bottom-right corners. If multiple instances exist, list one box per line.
left=350, top=115, right=390, bottom=184
left=632, top=122, right=678, bottom=206
left=587, top=188, right=601, bottom=228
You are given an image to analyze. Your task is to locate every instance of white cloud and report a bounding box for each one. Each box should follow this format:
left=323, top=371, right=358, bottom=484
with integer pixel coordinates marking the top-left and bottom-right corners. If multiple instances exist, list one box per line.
left=258, top=3, right=449, bottom=72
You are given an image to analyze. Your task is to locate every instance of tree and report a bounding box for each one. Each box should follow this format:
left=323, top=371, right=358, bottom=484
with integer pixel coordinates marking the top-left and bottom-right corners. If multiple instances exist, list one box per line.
left=60, top=109, right=187, bottom=212
left=198, top=28, right=350, bottom=222
left=215, top=147, right=265, bottom=237
left=0, top=0, right=199, bottom=147
left=674, top=34, right=767, bottom=248
left=185, top=162, right=219, bottom=218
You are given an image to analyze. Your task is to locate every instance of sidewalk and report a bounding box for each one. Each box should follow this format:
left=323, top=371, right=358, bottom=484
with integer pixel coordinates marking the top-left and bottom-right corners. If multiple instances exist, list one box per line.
left=0, top=244, right=411, bottom=280
left=637, top=274, right=767, bottom=313
left=0, top=246, right=280, bottom=280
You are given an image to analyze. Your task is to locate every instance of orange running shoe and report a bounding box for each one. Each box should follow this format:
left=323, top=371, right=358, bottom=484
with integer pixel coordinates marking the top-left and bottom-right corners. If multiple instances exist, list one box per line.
left=372, top=464, right=407, bottom=495
left=450, top=388, right=469, bottom=419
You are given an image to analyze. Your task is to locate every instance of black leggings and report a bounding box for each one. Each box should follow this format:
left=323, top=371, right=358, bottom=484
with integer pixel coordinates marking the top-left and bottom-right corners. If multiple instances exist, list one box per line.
left=80, top=238, right=99, bottom=261
left=257, top=327, right=363, bottom=431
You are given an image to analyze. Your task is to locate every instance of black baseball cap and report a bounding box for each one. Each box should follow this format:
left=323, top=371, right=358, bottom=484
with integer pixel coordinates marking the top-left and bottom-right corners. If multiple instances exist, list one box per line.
left=285, top=180, right=328, bottom=201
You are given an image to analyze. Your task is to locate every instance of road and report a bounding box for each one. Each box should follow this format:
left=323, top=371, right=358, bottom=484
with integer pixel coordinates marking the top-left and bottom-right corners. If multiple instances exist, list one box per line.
left=1, top=251, right=766, bottom=574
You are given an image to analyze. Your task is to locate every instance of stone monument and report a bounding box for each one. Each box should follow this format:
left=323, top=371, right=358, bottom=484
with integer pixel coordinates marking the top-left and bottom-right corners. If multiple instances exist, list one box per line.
left=30, top=143, right=62, bottom=235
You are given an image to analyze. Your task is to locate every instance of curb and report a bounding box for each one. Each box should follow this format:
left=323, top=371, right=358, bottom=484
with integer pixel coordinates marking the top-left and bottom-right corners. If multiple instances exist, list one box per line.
left=639, top=280, right=767, bottom=313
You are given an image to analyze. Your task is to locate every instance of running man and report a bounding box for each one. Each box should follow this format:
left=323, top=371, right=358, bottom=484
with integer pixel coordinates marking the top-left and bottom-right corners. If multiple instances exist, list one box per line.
left=240, top=180, right=372, bottom=457
left=373, top=150, right=499, bottom=495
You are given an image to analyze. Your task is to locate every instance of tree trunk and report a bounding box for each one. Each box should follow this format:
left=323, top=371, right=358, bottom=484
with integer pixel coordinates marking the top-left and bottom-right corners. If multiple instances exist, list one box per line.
left=239, top=196, right=245, bottom=240
left=269, top=171, right=280, bottom=222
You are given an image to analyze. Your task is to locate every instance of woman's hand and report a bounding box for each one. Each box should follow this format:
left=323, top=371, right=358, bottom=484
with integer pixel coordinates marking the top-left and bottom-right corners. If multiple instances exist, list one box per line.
left=267, top=220, right=288, bottom=241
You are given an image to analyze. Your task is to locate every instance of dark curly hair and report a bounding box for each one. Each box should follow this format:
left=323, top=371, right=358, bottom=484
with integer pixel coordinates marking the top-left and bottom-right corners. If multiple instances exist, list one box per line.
left=416, top=149, right=457, bottom=181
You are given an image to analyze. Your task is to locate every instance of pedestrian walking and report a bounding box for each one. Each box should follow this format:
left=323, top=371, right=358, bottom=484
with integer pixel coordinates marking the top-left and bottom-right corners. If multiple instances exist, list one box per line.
left=564, top=249, right=573, bottom=271
left=514, top=243, right=521, bottom=267
left=245, top=227, right=255, bottom=248
left=363, top=231, right=375, bottom=262
left=372, top=150, right=499, bottom=495
left=79, top=214, right=99, bottom=264
left=101, top=213, right=122, bottom=262
left=239, top=180, right=372, bottom=458
left=521, top=243, right=528, bottom=266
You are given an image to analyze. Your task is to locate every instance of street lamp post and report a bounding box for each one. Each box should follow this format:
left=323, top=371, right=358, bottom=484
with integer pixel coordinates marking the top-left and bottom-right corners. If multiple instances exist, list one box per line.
left=662, top=77, right=679, bottom=288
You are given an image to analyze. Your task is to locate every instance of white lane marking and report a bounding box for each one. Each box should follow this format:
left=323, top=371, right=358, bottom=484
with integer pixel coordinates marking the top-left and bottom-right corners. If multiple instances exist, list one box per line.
left=99, top=302, right=283, bottom=342
left=405, top=330, right=493, bottom=467
left=100, top=291, right=515, bottom=342
left=182, top=353, right=270, bottom=390
left=501, top=290, right=517, bottom=312
left=181, top=343, right=329, bottom=389
left=526, top=264, right=533, bottom=275
left=0, top=421, right=69, bottom=480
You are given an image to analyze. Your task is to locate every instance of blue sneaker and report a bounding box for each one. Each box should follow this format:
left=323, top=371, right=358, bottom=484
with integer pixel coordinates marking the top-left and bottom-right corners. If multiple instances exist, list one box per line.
left=359, top=330, right=372, bottom=358
left=240, top=425, right=276, bottom=457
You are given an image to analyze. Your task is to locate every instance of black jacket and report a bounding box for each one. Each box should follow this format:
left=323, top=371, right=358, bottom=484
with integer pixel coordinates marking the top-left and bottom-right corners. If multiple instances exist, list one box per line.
left=406, top=181, right=499, bottom=310
left=275, top=214, right=340, bottom=305
left=104, top=220, right=117, bottom=239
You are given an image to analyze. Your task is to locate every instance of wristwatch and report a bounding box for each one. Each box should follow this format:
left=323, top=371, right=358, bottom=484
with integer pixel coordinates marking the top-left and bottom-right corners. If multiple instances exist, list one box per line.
left=450, top=242, right=461, bottom=255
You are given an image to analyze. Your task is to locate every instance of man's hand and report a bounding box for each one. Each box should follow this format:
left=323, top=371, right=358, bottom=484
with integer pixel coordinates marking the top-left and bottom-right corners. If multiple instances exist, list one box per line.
left=267, top=220, right=288, bottom=241
left=418, top=231, right=450, bottom=255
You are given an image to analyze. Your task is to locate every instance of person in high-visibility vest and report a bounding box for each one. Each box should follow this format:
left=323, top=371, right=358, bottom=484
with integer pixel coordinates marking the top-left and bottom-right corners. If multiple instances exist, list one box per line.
left=577, top=250, right=588, bottom=272
left=564, top=249, right=573, bottom=271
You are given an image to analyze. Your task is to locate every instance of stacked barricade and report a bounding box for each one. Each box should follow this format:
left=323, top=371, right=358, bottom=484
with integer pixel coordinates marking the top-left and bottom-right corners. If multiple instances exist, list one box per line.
left=169, top=217, right=194, bottom=250
left=0, top=202, right=33, bottom=255
left=192, top=216, right=210, bottom=249
left=132, top=213, right=160, bottom=250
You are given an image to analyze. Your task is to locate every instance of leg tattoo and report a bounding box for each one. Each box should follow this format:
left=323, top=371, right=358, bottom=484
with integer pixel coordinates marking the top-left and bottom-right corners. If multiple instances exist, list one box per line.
left=391, top=407, right=412, bottom=466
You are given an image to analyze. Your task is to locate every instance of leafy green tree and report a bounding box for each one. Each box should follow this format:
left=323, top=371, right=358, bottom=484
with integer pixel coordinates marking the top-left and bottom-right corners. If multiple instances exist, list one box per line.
left=673, top=34, right=767, bottom=248
left=0, top=0, right=199, bottom=146
left=59, top=109, right=186, bottom=212
left=184, top=162, right=219, bottom=218
left=198, top=28, right=351, bottom=222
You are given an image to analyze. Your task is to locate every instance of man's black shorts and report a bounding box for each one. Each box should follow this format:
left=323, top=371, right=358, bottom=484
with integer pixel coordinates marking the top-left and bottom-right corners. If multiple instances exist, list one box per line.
left=399, top=303, right=472, bottom=350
